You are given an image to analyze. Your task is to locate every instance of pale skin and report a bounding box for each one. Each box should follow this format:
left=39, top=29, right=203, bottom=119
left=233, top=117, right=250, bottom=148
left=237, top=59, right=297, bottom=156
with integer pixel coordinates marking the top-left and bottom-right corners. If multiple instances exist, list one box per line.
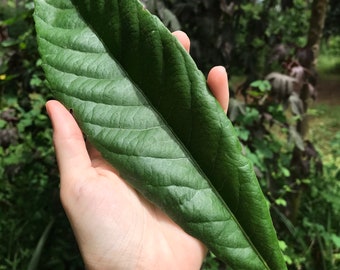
left=46, top=31, right=229, bottom=270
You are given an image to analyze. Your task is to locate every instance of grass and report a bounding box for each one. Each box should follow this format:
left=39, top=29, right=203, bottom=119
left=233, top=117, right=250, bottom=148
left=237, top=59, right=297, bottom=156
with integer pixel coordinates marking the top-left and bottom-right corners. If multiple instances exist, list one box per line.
left=317, top=54, right=340, bottom=76
left=309, top=35, right=340, bottom=165
left=317, top=36, right=340, bottom=76
left=308, top=103, right=340, bottom=166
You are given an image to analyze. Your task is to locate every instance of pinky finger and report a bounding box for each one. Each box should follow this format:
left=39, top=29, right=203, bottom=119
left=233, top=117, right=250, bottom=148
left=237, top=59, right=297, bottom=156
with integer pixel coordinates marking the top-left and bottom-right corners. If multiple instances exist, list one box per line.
left=172, top=30, right=190, bottom=53
left=207, top=66, right=229, bottom=113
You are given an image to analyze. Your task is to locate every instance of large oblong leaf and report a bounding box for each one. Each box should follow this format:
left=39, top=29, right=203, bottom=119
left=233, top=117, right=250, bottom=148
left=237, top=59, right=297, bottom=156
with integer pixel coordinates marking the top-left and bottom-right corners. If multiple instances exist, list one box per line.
left=34, top=0, right=286, bottom=269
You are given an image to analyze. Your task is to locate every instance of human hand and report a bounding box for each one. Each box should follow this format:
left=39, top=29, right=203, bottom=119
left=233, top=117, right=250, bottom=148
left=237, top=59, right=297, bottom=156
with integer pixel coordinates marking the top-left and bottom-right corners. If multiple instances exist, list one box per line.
left=46, top=31, right=229, bottom=270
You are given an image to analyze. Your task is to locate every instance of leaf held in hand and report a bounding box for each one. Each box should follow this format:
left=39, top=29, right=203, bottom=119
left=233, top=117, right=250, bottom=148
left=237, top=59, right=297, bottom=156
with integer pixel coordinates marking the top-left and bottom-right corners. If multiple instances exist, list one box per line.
left=34, top=0, right=286, bottom=269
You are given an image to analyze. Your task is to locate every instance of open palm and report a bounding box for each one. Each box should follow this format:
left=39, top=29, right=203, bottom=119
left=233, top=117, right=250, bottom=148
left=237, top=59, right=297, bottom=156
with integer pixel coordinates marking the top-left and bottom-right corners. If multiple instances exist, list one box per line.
left=47, top=31, right=229, bottom=270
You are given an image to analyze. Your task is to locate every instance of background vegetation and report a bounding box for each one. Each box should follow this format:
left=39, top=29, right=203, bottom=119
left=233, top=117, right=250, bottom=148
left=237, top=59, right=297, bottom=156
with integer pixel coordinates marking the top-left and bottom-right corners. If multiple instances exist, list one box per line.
left=1, top=0, right=339, bottom=269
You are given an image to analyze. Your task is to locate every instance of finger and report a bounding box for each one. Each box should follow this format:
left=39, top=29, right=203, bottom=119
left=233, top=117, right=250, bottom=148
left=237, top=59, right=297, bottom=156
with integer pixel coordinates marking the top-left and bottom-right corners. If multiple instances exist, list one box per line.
left=207, top=66, right=229, bottom=113
left=86, top=140, right=102, bottom=160
left=172, top=30, right=190, bottom=53
left=85, top=140, right=118, bottom=172
left=46, top=100, right=92, bottom=180
left=85, top=140, right=110, bottom=168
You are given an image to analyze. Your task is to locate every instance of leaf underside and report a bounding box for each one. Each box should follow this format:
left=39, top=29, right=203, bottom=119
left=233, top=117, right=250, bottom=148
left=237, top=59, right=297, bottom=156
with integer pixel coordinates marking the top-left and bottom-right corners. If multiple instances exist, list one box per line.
left=34, top=0, right=286, bottom=269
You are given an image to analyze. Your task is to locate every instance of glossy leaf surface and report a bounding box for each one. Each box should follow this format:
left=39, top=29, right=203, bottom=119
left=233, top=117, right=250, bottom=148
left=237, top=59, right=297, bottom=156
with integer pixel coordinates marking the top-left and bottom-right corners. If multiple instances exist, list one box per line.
left=34, top=0, right=286, bottom=269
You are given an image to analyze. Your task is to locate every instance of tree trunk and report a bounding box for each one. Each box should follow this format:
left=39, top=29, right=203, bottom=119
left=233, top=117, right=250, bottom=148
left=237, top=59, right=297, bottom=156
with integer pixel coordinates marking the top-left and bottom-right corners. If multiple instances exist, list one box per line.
left=307, top=0, right=329, bottom=67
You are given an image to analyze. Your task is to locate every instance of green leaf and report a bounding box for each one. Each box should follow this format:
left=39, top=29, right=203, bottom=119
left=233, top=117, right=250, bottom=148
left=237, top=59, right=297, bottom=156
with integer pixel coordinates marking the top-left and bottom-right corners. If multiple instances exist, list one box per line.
left=288, top=126, right=305, bottom=151
left=331, top=234, right=340, bottom=248
left=34, top=0, right=286, bottom=269
left=250, top=80, right=271, bottom=92
left=288, top=92, right=304, bottom=116
left=228, top=98, right=246, bottom=122
left=0, top=119, right=6, bottom=129
left=27, top=219, right=54, bottom=270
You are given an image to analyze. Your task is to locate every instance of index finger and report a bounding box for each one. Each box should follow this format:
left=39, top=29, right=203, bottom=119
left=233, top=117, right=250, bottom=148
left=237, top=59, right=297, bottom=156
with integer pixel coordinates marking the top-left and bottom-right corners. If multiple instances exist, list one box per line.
left=46, top=100, right=92, bottom=180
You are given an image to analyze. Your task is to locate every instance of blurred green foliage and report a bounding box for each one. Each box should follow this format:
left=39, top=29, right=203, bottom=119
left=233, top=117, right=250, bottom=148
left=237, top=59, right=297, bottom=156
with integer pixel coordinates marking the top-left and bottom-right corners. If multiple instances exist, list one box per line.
left=0, top=1, right=83, bottom=268
left=318, top=35, right=340, bottom=74
left=1, top=0, right=340, bottom=269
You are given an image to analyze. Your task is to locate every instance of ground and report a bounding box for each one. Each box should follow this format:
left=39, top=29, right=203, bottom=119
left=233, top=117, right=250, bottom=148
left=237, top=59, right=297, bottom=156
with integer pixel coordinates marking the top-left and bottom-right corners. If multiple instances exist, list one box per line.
left=309, top=73, right=340, bottom=164
left=316, top=74, right=340, bottom=105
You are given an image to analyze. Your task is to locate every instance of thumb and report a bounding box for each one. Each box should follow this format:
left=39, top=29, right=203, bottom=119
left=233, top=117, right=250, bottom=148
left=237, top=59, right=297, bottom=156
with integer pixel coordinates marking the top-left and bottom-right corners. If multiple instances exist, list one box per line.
left=46, top=100, right=92, bottom=180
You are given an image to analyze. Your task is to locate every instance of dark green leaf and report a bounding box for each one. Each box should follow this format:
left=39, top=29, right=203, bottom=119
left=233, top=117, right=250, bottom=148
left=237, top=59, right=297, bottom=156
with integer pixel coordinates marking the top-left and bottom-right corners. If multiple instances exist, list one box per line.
left=34, top=0, right=286, bottom=269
